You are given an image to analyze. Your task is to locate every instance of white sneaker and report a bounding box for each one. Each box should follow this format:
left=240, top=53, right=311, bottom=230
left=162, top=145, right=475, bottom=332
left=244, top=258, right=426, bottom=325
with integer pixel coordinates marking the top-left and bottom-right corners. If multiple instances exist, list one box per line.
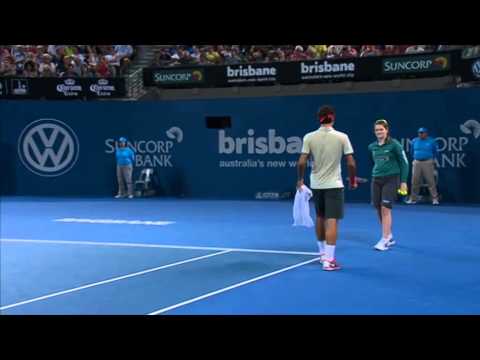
left=405, top=199, right=417, bottom=205
left=432, top=199, right=439, bottom=205
left=115, top=194, right=125, bottom=199
left=128, top=195, right=134, bottom=199
left=374, top=239, right=389, bottom=251
left=322, top=259, right=341, bottom=271
left=386, top=238, right=396, bottom=247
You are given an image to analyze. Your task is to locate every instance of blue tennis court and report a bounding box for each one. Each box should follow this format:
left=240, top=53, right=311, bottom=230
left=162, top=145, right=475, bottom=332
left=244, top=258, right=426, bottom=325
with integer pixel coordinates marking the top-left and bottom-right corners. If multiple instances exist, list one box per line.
left=1, top=196, right=480, bottom=315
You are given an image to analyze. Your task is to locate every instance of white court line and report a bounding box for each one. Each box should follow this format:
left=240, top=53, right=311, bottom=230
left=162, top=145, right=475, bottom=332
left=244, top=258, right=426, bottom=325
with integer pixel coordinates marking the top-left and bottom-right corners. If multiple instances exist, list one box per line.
left=54, top=218, right=175, bottom=226
left=0, top=250, right=231, bottom=312
left=148, top=257, right=321, bottom=315
left=0, top=238, right=319, bottom=256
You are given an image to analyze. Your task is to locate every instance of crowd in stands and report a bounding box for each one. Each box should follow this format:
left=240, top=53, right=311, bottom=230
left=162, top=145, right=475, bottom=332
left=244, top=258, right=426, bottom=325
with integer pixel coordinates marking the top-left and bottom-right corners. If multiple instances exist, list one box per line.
left=152, top=45, right=477, bottom=67
left=0, top=45, right=135, bottom=77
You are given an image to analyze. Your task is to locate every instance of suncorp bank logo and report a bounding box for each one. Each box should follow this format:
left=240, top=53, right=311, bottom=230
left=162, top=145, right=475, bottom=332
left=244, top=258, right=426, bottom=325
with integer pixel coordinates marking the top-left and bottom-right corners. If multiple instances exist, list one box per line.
left=383, top=54, right=450, bottom=74
left=460, top=119, right=480, bottom=139
left=18, top=119, right=80, bottom=177
left=219, top=129, right=301, bottom=154
left=105, top=127, right=184, bottom=168
left=166, top=127, right=184, bottom=143
left=153, top=69, right=204, bottom=84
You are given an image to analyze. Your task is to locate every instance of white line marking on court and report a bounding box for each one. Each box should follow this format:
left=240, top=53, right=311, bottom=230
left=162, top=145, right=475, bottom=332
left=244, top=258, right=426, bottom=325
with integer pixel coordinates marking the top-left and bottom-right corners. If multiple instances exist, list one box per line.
left=148, top=257, right=321, bottom=315
left=0, top=238, right=319, bottom=256
left=0, top=250, right=231, bottom=312
left=54, top=218, right=175, bottom=226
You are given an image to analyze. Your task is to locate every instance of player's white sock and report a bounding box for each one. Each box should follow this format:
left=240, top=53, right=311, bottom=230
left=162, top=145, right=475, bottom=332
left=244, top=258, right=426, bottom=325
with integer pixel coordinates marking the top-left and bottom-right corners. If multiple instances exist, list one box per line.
left=382, top=234, right=392, bottom=242
left=317, top=240, right=325, bottom=254
left=325, top=244, right=335, bottom=261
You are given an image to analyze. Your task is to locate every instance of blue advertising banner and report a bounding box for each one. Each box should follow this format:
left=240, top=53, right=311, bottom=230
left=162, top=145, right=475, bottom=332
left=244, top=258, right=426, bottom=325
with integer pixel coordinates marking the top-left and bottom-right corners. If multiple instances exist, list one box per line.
left=1, top=87, right=479, bottom=202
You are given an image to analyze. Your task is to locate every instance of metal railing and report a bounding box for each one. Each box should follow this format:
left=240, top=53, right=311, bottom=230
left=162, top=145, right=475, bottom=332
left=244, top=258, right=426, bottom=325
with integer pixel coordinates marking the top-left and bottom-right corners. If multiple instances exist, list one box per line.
left=126, top=67, right=145, bottom=99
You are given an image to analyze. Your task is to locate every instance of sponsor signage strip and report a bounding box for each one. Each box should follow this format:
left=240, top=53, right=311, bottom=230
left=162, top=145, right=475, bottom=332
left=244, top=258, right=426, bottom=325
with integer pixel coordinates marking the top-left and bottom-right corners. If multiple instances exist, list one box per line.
left=1, top=77, right=126, bottom=99
left=144, top=51, right=469, bottom=88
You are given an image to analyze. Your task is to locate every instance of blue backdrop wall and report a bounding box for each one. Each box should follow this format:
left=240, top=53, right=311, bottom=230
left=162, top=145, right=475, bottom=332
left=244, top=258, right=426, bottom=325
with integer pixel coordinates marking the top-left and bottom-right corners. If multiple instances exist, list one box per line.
left=1, top=87, right=479, bottom=202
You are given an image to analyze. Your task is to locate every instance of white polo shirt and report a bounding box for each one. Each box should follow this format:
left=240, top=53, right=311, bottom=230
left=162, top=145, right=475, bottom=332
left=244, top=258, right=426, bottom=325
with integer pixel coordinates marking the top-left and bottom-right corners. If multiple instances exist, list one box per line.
left=301, top=126, right=354, bottom=189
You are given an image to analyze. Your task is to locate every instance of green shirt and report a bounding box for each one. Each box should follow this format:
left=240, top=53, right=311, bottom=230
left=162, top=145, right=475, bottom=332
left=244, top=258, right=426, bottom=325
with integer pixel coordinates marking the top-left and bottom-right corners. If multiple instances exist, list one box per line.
left=368, top=138, right=409, bottom=182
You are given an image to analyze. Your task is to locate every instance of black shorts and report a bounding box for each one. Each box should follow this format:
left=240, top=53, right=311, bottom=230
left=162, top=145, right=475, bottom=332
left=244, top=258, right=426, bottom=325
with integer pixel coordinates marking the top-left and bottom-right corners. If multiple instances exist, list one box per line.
left=312, top=188, right=344, bottom=219
left=371, top=175, right=400, bottom=209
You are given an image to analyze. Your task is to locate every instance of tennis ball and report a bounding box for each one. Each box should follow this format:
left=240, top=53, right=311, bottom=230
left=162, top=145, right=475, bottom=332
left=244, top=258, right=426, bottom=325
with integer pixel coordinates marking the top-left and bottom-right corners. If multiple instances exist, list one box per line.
left=397, top=189, right=408, bottom=196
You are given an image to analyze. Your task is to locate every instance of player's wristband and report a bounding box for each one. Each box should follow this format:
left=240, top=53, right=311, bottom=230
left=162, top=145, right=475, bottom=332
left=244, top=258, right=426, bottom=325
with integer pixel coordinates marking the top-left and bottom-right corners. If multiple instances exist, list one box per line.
left=349, top=175, right=357, bottom=187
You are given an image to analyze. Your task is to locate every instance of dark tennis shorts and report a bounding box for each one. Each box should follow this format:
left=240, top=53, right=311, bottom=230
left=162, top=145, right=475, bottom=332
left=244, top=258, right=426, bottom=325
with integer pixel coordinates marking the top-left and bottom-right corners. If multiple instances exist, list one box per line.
left=371, top=175, right=400, bottom=209
left=312, top=188, right=344, bottom=219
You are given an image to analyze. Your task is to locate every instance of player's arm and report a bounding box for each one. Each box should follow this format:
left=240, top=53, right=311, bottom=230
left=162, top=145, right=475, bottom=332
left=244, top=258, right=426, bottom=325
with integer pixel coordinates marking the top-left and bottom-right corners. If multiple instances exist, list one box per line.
left=345, top=154, right=357, bottom=189
left=297, top=135, right=310, bottom=190
left=343, top=135, right=357, bottom=190
left=297, top=153, right=309, bottom=190
left=394, top=141, right=409, bottom=192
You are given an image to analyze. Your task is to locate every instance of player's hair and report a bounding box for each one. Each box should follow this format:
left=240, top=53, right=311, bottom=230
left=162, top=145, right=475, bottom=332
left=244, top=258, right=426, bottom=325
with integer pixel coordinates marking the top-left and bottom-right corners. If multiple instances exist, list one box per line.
left=317, top=105, right=336, bottom=124
left=374, top=119, right=391, bottom=143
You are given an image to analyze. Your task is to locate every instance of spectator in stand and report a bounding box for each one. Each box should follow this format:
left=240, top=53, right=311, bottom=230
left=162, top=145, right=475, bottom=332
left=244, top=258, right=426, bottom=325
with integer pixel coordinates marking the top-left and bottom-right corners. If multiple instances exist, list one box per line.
left=154, top=48, right=172, bottom=67
left=114, top=45, right=133, bottom=61
left=23, top=60, right=38, bottom=77
left=72, top=56, right=84, bottom=76
left=205, top=46, right=221, bottom=64
left=11, top=45, right=26, bottom=64
left=104, top=53, right=119, bottom=76
left=326, top=45, right=343, bottom=59
left=96, top=56, right=111, bottom=77
left=251, top=46, right=265, bottom=62
left=190, top=46, right=201, bottom=64
left=306, top=46, right=317, bottom=60
left=38, top=54, right=56, bottom=77
left=0, top=56, right=17, bottom=76
left=119, top=57, right=130, bottom=76
left=58, top=55, right=72, bottom=76
left=425, top=45, right=437, bottom=53
left=290, top=45, right=308, bottom=61
left=179, top=48, right=193, bottom=65
left=229, top=46, right=244, bottom=64
left=275, top=47, right=286, bottom=61
left=383, top=45, right=401, bottom=56
left=168, top=47, right=181, bottom=66
left=360, top=45, right=381, bottom=57
left=405, top=45, right=426, bottom=54
left=47, top=45, right=57, bottom=60
left=61, top=63, right=78, bottom=78
left=221, top=46, right=236, bottom=64
left=311, top=45, right=327, bottom=59
left=339, top=45, right=358, bottom=58
left=0, top=45, right=134, bottom=77
left=64, top=46, right=77, bottom=58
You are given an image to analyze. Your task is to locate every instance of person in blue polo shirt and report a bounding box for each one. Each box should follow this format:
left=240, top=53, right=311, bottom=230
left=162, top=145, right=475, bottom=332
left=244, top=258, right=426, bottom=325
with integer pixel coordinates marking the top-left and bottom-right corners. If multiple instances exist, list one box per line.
left=115, top=137, right=135, bottom=199
left=406, top=128, right=439, bottom=205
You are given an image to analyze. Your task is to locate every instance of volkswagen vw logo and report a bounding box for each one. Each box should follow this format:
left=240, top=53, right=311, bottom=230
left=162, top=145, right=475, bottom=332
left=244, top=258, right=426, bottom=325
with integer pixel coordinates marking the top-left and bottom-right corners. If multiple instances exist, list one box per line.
left=18, top=119, right=80, bottom=177
left=472, top=59, right=480, bottom=80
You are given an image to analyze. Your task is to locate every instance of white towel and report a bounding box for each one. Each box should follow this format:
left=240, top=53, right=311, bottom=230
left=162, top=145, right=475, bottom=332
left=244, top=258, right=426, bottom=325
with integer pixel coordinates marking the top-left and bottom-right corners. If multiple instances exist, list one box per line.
left=293, top=185, right=314, bottom=227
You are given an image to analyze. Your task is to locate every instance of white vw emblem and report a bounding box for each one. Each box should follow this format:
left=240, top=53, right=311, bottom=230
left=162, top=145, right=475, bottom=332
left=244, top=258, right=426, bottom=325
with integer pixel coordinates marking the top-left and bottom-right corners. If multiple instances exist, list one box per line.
left=18, top=119, right=79, bottom=177
left=472, top=60, right=480, bottom=79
